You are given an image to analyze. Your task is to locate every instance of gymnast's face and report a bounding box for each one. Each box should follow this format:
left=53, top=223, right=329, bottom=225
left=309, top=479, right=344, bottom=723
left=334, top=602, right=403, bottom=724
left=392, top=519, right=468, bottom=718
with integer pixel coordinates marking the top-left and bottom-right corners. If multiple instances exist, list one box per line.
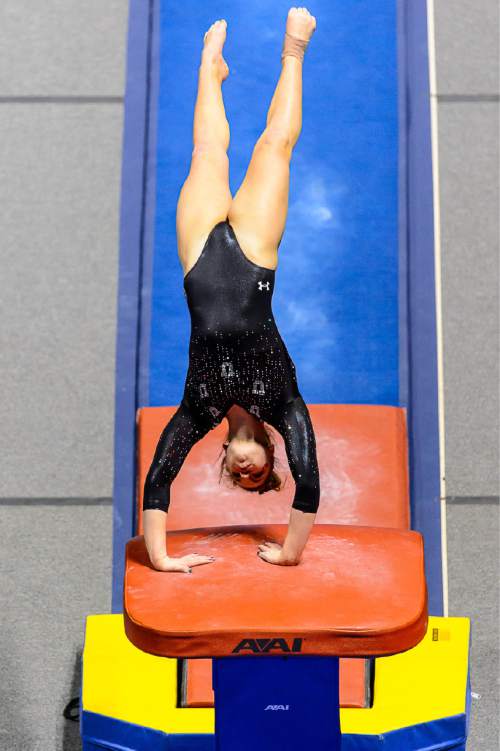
left=223, top=437, right=273, bottom=489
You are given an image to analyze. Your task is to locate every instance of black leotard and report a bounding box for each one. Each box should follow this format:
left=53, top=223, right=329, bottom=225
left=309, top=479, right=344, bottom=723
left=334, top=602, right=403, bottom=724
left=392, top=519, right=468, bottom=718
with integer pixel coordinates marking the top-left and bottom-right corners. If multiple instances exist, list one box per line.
left=143, top=220, right=320, bottom=514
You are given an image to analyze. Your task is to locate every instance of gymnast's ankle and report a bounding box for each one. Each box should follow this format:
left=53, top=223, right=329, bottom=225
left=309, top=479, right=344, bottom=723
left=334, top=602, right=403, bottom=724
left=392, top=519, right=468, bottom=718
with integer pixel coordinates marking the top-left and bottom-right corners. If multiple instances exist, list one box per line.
left=281, top=31, right=311, bottom=63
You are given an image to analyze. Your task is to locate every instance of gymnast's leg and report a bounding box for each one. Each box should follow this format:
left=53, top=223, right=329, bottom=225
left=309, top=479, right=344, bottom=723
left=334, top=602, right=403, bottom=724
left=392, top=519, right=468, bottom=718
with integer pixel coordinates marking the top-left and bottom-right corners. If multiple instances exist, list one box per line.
left=227, top=7, right=316, bottom=266
left=176, top=19, right=233, bottom=276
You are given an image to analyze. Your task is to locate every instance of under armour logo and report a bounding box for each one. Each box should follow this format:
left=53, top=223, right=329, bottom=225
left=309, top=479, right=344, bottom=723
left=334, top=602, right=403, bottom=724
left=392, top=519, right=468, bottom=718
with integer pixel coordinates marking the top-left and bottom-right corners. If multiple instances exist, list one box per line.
left=221, top=360, right=235, bottom=378
left=258, top=281, right=270, bottom=291
left=199, top=383, right=209, bottom=398
left=249, top=404, right=261, bottom=418
left=252, top=379, right=265, bottom=395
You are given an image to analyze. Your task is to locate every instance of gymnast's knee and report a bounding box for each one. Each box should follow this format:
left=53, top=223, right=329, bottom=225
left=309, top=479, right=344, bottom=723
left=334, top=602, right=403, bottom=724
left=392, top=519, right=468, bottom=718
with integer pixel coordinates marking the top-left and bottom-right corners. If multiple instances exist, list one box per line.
left=259, top=126, right=294, bottom=153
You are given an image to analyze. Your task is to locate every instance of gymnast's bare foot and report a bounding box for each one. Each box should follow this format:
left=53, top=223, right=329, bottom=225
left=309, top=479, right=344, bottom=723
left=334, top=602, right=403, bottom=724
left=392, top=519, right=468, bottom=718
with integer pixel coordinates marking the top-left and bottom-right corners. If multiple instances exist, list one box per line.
left=202, top=19, right=230, bottom=81
left=285, top=7, right=317, bottom=43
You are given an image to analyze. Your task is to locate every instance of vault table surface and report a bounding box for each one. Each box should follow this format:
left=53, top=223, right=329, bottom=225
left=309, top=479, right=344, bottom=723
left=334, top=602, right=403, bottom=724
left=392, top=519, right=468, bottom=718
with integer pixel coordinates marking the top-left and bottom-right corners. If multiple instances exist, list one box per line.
left=123, top=523, right=427, bottom=658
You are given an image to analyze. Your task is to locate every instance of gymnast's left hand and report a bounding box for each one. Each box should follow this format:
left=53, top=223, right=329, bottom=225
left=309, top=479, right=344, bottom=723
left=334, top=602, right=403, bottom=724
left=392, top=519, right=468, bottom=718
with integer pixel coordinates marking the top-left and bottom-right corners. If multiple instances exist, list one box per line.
left=257, top=541, right=299, bottom=566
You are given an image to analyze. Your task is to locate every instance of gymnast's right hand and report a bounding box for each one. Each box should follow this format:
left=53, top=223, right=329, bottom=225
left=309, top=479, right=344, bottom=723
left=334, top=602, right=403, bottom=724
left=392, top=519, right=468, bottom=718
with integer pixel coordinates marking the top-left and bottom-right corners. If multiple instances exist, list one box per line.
left=151, top=553, right=216, bottom=573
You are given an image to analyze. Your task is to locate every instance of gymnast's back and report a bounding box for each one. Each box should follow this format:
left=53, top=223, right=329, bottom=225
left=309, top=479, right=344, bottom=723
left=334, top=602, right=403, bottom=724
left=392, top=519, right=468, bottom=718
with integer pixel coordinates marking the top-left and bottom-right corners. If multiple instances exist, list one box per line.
left=143, top=219, right=320, bottom=514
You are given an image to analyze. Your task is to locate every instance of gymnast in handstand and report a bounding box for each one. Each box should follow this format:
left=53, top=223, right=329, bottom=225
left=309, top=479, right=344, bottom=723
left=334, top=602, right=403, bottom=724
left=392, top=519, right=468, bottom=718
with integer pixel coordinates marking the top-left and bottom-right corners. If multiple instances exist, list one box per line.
left=143, top=8, right=319, bottom=573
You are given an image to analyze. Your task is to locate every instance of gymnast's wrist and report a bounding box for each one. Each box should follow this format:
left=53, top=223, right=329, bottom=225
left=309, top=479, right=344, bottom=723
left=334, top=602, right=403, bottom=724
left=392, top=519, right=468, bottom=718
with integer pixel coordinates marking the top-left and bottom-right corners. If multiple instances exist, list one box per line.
left=280, top=546, right=301, bottom=565
left=150, top=552, right=169, bottom=567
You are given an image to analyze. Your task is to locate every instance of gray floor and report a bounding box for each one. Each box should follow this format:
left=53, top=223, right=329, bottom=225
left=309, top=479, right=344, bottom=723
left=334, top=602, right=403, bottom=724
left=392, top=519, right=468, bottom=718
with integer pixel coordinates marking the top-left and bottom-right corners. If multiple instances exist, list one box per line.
left=446, top=500, right=499, bottom=750
left=0, top=502, right=112, bottom=751
left=0, top=498, right=498, bottom=750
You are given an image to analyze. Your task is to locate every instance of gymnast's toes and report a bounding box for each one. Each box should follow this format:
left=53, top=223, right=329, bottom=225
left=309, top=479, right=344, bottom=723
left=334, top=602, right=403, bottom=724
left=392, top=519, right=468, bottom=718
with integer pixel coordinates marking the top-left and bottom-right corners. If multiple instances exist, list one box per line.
left=285, top=7, right=317, bottom=41
left=202, top=19, right=229, bottom=79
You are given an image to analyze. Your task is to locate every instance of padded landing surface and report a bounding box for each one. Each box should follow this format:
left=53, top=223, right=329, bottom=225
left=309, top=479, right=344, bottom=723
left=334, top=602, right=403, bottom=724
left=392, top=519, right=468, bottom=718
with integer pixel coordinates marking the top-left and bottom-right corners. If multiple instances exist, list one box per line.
left=124, top=523, right=427, bottom=658
left=136, top=404, right=410, bottom=534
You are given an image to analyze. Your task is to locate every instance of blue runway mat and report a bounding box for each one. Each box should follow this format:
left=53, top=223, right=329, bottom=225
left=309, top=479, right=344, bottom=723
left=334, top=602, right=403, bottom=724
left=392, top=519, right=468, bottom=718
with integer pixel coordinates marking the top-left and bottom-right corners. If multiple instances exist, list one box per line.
left=150, top=1, right=400, bottom=408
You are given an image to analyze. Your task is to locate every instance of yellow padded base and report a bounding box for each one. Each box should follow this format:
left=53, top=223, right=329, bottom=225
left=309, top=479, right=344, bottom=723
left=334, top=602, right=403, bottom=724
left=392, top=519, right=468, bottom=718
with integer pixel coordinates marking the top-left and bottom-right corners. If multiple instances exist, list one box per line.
left=82, top=614, right=470, bottom=736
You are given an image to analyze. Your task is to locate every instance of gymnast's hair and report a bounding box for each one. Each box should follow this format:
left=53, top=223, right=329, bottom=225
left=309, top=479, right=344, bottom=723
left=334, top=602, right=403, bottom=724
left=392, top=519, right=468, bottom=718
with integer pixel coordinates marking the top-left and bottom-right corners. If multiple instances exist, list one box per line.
left=218, top=424, right=284, bottom=494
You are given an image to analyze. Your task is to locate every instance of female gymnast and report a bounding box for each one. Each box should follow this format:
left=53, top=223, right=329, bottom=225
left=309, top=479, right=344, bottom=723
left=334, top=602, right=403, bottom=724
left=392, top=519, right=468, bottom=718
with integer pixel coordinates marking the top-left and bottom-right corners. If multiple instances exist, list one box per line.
left=143, top=8, right=319, bottom=573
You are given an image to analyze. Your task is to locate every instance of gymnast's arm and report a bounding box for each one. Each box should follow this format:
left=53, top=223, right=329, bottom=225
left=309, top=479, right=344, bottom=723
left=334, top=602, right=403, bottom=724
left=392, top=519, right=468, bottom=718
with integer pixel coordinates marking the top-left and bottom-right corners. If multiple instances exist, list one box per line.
left=270, top=394, right=320, bottom=564
left=142, top=398, right=211, bottom=568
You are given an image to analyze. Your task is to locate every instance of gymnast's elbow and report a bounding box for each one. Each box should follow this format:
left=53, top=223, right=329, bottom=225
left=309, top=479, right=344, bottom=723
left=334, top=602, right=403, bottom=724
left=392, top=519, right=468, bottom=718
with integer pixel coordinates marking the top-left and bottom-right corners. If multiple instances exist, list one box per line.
left=291, top=482, right=320, bottom=514
left=142, top=478, right=170, bottom=513
left=143, top=502, right=169, bottom=513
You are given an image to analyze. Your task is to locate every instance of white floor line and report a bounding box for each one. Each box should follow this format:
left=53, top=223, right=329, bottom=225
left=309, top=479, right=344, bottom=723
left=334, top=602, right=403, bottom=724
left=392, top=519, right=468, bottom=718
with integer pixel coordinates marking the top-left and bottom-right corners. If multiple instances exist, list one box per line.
left=426, top=0, right=449, bottom=617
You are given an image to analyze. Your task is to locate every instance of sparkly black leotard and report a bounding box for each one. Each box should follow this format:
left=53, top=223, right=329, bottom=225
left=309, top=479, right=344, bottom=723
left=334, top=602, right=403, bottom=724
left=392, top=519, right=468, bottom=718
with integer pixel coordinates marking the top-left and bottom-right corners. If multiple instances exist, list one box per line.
left=143, top=220, right=320, bottom=514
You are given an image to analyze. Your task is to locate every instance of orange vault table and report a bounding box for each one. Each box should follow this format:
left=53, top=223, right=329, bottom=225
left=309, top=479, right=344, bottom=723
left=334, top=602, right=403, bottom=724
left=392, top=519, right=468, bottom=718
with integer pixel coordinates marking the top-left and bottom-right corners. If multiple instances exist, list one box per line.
left=123, top=522, right=427, bottom=750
